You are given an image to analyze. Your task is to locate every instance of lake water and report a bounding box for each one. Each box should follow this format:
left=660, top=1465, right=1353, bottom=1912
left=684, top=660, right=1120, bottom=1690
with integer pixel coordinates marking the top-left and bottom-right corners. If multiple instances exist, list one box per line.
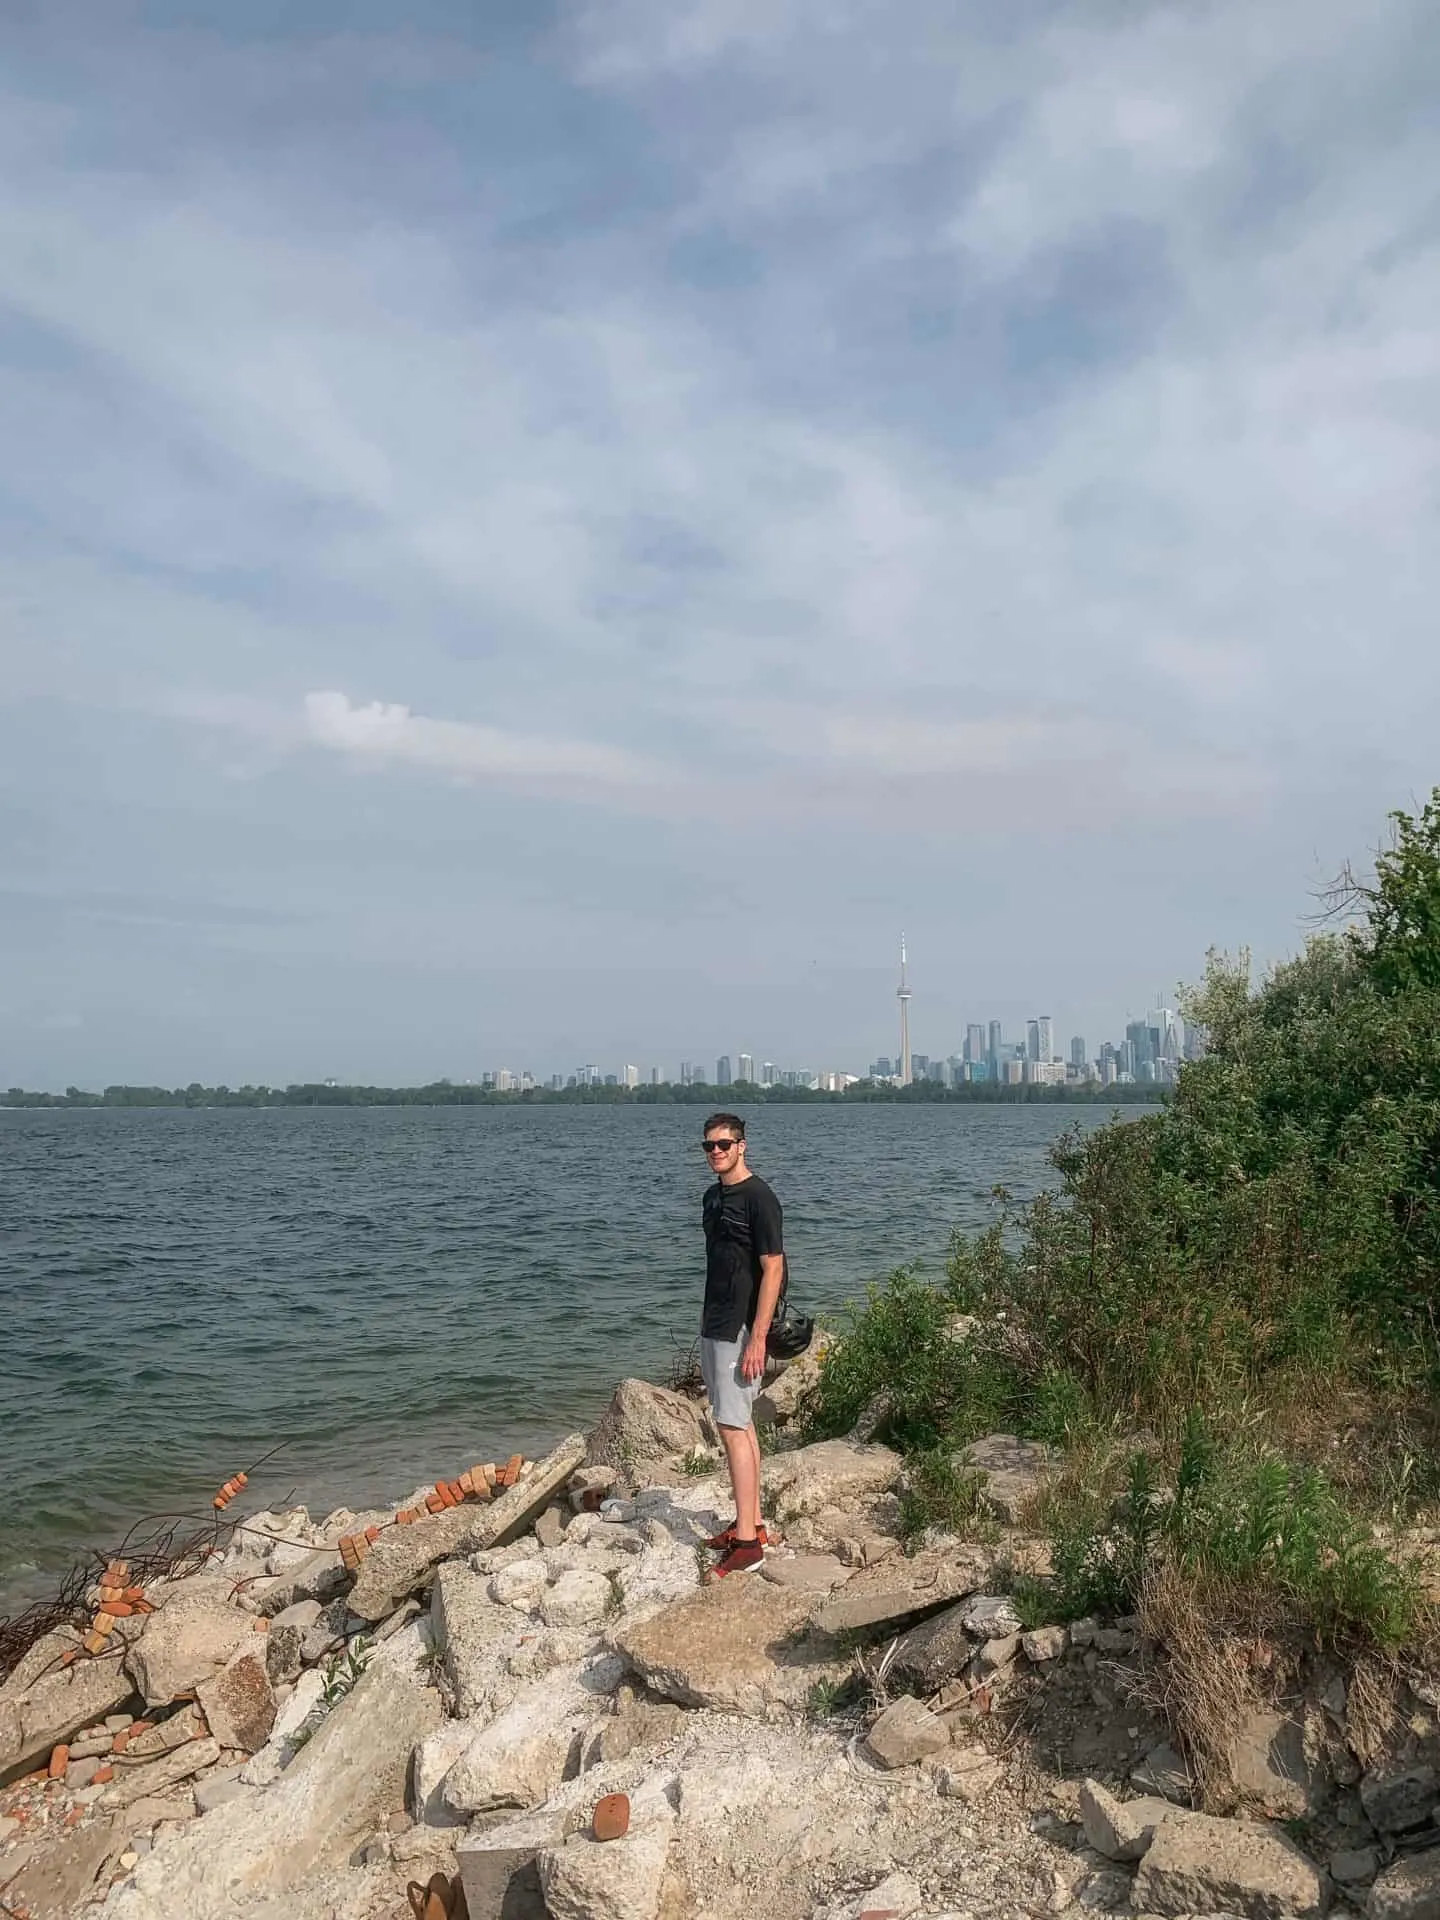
left=0, top=1100, right=1138, bottom=1608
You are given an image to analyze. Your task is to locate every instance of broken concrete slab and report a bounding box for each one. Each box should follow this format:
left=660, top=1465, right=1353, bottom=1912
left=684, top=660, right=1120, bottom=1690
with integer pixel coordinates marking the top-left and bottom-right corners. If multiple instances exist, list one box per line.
left=753, top=1330, right=835, bottom=1428
left=760, top=1553, right=852, bottom=1593
left=0, top=1649, right=135, bottom=1783
left=430, top=1561, right=514, bottom=1717
left=958, top=1433, right=1062, bottom=1524
left=1232, top=1710, right=1325, bottom=1819
left=103, top=1736, right=222, bottom=1808
left=814, top=1546, right=993, bottom=1638
left=1079, top=1778, right=1177, bottom=1862
left=95, top=1657, right=442, bottom=1918
left=252, top=1549, right=348, bottom=1617
left=441, top=1677, right=601, bottom=1815
left=1362, top=1766, right=1440, bottom=1835
left=198, top=1650, right=276, bottom=1755
left=457, top=1806, right=566, bottom=1920
left=891, top=1603, right=977, bottom=1693
left=0, top=1814, right=119, bottom=1919
left=349, top=1433, right=586, bottom=1621
left=123, top=1577, right=256, bottom=1707
left=761, top=1438, right=902, bottom=1523
left=614, top=1573, right=818, bottom=1716
left=538, top=1800, right=674, bottom=1920
left=1132, top=1809, right=1328, bottom=1920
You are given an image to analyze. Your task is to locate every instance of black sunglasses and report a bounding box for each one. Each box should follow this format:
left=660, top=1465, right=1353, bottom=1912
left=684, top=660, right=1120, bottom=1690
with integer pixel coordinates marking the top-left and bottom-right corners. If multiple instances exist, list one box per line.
left=702, top=1137, right=740, bottom=1152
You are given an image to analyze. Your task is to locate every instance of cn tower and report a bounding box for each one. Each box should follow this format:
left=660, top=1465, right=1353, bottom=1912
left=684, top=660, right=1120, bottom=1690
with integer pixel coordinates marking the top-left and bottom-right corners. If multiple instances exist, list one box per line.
left=897, top=933, right=913, bottom=1086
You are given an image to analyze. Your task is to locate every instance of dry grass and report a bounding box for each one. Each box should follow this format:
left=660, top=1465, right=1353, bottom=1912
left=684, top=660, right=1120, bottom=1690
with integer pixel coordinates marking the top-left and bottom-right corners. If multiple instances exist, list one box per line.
left=1134, top=1556, right=1294, bottom=1811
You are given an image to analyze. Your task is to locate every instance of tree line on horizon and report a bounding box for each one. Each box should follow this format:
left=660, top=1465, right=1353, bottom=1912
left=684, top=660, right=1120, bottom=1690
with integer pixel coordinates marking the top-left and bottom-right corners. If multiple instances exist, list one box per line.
left=1, top=1077, right=1165, bottom=1110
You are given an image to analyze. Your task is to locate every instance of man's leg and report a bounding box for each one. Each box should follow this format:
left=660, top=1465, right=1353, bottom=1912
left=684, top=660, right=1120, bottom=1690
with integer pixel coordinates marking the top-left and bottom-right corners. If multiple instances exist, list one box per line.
left=719, top=1422, right=759, bottom=1542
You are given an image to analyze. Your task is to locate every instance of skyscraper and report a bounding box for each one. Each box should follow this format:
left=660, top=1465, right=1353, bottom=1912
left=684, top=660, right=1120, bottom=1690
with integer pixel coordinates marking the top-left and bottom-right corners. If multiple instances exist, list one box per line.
left=738, top=1053, right=754, bottom=1083
left=1037, top=1015, right=1054, bottom=1063
left=1070, top=1036, right=1087, bottom=1069
left=988, top=1021, right=1002, bottom=1067
left=897, top=934, right=912, bottom=1086
left=622, top=1064, right=639, bottom=1089
left=716, top=1055, right=733, bottom=1087
left=965, top=1024, right=986, bottom=1065
left=1026, top=1019, right=1041, bottom=1062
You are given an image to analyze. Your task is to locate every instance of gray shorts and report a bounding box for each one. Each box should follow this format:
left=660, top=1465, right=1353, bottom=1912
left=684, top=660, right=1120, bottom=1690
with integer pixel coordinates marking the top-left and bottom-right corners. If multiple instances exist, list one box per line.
left=700, top=1327, right=761, bottom=1430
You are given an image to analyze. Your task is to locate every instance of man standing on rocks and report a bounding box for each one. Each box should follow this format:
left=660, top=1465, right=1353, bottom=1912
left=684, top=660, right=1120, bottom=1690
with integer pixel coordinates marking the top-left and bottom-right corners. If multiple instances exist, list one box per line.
left=699, top=1112, right=786, bottom=1577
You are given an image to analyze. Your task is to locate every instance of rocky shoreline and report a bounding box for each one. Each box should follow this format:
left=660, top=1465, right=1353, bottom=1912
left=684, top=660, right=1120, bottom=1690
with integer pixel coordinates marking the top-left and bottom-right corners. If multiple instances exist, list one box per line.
left=5, top=1351, right=1440, bottom=1920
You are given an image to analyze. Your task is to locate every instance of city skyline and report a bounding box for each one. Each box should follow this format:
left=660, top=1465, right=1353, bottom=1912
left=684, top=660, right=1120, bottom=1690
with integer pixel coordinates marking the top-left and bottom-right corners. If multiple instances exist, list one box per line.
left=472, top=944, right=1196, bottom=1095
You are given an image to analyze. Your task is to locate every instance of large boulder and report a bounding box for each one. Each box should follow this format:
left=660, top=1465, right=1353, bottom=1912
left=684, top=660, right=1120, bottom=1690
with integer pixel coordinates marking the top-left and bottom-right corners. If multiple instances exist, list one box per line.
left=94, top=1636, right=443, bottom=1918
left=1, top=1649, right=136, bottom=1783
left=1132, top=1810, right=1328, bottom=1920
left=349, top=1433, right=587, bottom=1621
left=585, top=1381, right=714, bottom=1487
left=124, top=1576, right=256, bottom=1707
left=613, top=1573, right=817, bottom=1715
left=760, top=1439, right=902, bottom=1522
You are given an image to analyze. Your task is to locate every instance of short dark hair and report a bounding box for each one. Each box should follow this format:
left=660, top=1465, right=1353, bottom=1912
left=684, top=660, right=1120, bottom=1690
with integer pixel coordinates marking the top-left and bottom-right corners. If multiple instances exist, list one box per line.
left=703, top=1112, right=746, bottom=1140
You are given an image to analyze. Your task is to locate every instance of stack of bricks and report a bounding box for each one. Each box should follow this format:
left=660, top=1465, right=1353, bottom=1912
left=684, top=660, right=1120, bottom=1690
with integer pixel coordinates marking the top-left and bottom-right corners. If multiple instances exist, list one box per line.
left=338, top=1453, right=533, bottom=1564
left=77, top=1562, right=152, bottom=1658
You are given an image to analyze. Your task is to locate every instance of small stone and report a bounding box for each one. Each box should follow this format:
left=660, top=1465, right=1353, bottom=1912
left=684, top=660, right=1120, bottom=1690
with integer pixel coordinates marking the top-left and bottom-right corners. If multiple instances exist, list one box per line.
left=864, top=1695, right=951, bottom=1769
left=978, top=1632, right=1021, bottom=1672
left=1023, top=1625, right=1070, bottom=1662
left=105, top=1714, right=135, bottom=1733
left=1362, top=1765, right=1439, bottom=1834
left=534, top=1506, right=566, bottom=1549
left=936, top=1748, right=1004, bottom=1802
left=490, top=1558, right=550, bottom=1612
left=961, top=1594, right=1022, bottom=1638
left=847, top=1870, right=924, bottom=1918
left=1069, top=1616, right=1101, bottom=1647
left=539, top=1569, right=613, bottom=1629
left=194, top=1765, right=254, bottom=1815
left=66, top=1755, right=102, bottom=1788
left=119, top=1849, right=140, bottom=1869
left=1330, top=1847, right=1378, bottom=1885
left=1094, top=1627, right=1138, bottom=1654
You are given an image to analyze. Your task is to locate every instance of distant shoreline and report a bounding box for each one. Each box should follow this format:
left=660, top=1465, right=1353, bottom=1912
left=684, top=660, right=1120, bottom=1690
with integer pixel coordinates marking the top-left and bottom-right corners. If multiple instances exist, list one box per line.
left=2, top=1080, right=1166, bottom=1109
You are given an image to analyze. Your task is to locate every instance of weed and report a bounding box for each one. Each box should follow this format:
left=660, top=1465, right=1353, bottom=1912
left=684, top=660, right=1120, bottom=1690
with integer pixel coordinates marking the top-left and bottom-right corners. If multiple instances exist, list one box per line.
left=897, top=1449, right=991, bottom=1545
left=680, top=1448, right=718, bottom=1477
left=806, top=1673, right=864, bottom=1720
left=604, top=1571, right=626, bottom=1620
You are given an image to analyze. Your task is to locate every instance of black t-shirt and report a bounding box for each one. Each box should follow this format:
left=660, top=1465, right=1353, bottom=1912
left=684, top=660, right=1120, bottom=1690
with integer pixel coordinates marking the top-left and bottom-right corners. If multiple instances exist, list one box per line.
left=702, top=1173, right=785, bottom=1342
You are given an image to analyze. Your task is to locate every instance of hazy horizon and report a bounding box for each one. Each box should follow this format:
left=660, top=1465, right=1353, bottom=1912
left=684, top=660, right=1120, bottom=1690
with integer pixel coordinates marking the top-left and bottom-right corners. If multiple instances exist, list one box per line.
left=3, top=2, right=1436, bottom=1089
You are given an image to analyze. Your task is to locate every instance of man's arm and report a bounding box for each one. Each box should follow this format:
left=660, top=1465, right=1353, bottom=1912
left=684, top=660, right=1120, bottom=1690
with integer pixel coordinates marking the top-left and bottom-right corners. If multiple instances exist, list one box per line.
left=742, top=1253, right=785, bottom=1381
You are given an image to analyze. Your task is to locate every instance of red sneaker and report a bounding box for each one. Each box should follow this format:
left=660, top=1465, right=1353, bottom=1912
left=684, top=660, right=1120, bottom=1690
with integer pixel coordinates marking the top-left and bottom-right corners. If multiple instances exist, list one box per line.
left=706, top=1539, right=765, bottom=1580
left=704, top=1523, right=770, bottom=1552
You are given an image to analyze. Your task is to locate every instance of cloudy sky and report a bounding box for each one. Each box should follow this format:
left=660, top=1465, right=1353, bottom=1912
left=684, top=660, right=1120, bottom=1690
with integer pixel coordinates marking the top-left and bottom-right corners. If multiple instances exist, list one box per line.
left=2, top=0, right=1437, bottom=1087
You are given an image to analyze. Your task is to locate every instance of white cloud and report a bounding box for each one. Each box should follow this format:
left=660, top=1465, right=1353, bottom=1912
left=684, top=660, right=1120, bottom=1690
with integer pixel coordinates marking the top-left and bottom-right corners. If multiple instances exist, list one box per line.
left=300, top=690, right=658, bottom=786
